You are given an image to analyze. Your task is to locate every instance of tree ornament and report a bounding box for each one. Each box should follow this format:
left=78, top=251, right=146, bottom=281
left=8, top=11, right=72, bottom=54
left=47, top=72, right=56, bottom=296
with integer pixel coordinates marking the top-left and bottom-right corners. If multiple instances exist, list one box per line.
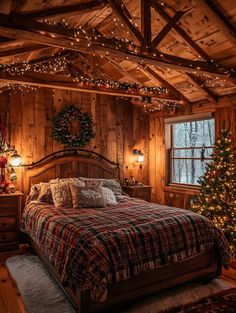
left=51, top=105, right=95, bottom=147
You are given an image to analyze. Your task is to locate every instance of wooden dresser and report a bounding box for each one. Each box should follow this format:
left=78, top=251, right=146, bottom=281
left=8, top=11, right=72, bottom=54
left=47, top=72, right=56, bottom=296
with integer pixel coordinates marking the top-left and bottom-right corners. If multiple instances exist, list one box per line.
left=122, top=185, right=152, bottom=202
left=0, top=192, right=23, bottom=251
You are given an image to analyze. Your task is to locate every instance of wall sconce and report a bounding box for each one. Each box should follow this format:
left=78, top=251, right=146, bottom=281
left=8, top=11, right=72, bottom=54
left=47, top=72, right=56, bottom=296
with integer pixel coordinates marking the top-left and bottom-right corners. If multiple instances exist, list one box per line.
left=10, top=151, right=22, bottom=167
left=133, top=149, right=144, bottom=169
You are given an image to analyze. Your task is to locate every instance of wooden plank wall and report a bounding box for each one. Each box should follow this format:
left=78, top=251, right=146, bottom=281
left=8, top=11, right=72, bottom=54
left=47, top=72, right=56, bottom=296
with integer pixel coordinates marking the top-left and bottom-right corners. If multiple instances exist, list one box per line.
left=149, top=95, right=236, bottom=207
left=0, top=88, right=149, bottom=190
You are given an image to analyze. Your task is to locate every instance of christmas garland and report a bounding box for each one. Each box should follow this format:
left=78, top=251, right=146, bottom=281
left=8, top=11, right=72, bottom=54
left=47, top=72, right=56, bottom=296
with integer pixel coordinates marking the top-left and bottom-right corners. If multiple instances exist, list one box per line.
left=51, top=105, right=95, bottom=147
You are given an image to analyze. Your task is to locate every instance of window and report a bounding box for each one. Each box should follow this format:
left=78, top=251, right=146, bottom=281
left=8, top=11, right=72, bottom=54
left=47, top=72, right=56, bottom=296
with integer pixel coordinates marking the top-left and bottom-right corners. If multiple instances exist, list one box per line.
left=166, top=115, right=215, bottom=186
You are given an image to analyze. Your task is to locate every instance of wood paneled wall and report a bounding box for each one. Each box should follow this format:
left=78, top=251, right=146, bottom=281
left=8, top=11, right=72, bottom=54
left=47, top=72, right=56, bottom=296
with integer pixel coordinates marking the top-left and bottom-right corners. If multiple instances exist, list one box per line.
left=149, top=95, right=236, bottom=207
left=0, top=88, right=149, bottom=189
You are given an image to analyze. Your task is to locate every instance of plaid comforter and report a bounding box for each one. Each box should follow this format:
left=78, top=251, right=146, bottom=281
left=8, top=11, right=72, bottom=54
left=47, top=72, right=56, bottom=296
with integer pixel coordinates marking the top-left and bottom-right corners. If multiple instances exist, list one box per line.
left=21, top=196, right=232, bottom=302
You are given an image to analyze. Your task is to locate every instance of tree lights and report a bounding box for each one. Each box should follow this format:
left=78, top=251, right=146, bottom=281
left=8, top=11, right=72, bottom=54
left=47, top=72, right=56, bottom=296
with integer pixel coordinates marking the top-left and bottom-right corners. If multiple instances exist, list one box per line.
left=191, top=129, right=236, bottom=252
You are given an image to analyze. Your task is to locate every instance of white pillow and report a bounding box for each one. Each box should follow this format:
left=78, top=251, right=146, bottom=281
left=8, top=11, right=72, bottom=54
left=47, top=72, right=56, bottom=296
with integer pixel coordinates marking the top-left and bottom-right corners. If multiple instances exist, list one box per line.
left=102, top=187, right=117, bottom=205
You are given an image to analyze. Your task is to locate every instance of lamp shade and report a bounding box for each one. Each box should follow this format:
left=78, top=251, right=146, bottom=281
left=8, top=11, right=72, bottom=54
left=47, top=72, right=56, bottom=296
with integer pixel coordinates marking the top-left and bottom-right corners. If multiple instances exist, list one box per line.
left=10, top=151, right=22, bottom=167
left=137, top=154, right=144, bottom=163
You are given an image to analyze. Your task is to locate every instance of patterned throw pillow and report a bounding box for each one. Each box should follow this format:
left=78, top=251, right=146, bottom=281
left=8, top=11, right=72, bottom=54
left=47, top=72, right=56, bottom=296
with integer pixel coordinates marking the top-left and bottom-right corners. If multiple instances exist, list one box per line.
left=50, top=178, right=85, bottom=186
left=37, top=183, right=53, bottom=204
left=79, top=178, right=122, bottom=196
left=102, top=187, right=117, bottom=205
left=26, top=183, right=41, bottom=205
left=50, top=181, right=72, bottom=208
left=70, top=185, right=106, bottom=209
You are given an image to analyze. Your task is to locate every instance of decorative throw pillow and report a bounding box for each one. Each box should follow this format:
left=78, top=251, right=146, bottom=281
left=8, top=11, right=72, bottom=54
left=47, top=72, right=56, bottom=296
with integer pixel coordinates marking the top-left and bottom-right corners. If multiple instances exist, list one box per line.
left=102, top=187, right=117, bottom=205
left=49, top=177, right=85, bottom=186
left=37, top=183, right=53, bottom=204
left=50, top=181, right=72, bottom=208
left=26, top=183, right=41, bottom=205
left=102, top=179, right=122, bottom=196
left=79, top=177, right=122, bottom=195
left=70, top=185, right=106, bottom=209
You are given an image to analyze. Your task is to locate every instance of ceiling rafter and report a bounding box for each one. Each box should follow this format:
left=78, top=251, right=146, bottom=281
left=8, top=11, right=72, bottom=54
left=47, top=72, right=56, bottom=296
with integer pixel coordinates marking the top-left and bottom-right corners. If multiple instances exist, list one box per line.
left=151, top=9, right=192, bottom=50
left=141, top=0, right=152, bottom=48
left=14, top=0, right=106, bottom=20
left=196, top=0, right=236, bottom=45
left=187, top=73, right=218, bottom=103
left=0, top=13, right=233, bottom=78
left=151, top=0, right=210, bottom=60
left=106, top=57, right=144, bottom=85
left=150, top=0, right=224, bottom=101
left=138, top=63, right=189, bottom=104
left=0, top=44, right=47, bottom=60
left=0, top=71, right=181, bottom=102
left=107, top=0, right=143, bottom=44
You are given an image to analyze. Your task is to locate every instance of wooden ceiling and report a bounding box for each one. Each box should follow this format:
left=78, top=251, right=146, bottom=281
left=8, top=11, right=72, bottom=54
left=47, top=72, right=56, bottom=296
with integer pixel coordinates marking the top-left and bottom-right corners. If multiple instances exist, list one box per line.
left=0, top=0, right=236, bottom=110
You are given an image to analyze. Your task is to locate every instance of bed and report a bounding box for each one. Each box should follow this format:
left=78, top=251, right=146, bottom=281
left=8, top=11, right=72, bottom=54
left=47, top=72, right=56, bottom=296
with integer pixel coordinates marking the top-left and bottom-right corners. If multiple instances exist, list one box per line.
left=20, top=149, right=231, bottom=313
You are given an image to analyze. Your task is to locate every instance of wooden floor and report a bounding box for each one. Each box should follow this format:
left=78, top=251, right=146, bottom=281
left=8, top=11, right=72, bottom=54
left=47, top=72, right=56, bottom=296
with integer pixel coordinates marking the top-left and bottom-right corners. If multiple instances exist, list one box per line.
left=0, top=246, right=236, bottom=313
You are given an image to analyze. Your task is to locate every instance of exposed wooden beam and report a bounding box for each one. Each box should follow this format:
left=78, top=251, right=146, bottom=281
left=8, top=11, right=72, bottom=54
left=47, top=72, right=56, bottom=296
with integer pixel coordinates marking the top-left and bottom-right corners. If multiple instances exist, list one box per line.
left=15, top=0, right=106, bottom=20
left=0, top=44, right=47, bottom=60
left=141, top=0, right=152, bottom=48
left=187, top=73, right=218, bottom=103
left=107, top=0, right=143, bottom=44
left=151, top=0, right=210, bottom=60
left=138, top=64, right=189, bottom=104
left=106, top=57, right=144, bottom=84
left=0, top=71, right=181, bottom=102
left=0, top=13, right=234, bottom=78
left=196, top=0, right=236, bottom=45
left=151, top=10, right=191, bottom=49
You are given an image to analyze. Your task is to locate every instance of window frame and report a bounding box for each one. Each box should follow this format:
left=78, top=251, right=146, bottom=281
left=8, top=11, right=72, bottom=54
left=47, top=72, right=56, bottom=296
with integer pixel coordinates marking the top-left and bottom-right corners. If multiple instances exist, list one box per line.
left=165, top=114, right=215, bottom=188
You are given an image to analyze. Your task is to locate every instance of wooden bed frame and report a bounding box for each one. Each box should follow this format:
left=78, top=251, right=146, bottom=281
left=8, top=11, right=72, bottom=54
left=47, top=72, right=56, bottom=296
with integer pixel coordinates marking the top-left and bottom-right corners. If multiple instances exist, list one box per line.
left=22, top=149, right=221, bottom=313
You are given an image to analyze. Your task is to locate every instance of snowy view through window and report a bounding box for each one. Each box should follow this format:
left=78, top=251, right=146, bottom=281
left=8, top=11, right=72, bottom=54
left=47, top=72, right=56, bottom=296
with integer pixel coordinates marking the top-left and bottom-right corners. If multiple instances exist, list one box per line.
left=171, top=118, right=214, bottom=185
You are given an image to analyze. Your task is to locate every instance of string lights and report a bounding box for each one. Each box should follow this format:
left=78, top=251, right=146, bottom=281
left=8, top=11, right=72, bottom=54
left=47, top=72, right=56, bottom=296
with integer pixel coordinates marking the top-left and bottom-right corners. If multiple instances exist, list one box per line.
left=191, top=129, right=236, bottom=252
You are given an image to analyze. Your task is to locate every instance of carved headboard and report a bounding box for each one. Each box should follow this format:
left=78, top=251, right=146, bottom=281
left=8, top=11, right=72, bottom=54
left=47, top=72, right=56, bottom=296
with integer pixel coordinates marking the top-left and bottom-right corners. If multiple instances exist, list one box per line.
left=22, top=149, right=120, bottom=203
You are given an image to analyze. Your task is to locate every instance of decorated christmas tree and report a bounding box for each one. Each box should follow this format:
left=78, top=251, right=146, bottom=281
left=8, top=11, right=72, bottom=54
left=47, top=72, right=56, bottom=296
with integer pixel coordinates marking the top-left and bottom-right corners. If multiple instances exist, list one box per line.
left=191, top=128, right=236, bottom=252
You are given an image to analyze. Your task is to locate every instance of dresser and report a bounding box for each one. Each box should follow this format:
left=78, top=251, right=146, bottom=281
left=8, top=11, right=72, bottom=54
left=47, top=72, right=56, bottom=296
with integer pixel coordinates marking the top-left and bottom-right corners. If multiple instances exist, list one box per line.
left=0, top=192, right=23, bottom=251
left=122, top=185, right=152, bottom=202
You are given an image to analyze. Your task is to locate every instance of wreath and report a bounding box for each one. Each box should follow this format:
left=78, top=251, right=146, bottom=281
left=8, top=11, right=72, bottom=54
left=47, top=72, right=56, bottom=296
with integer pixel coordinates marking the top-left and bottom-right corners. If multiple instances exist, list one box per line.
left=51, top=105, right=95, bottom=147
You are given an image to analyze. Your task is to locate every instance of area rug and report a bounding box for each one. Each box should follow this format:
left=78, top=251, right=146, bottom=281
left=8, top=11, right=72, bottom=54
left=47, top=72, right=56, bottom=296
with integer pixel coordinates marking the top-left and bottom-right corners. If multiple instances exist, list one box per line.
left=5, top=255, right=236, bottom=313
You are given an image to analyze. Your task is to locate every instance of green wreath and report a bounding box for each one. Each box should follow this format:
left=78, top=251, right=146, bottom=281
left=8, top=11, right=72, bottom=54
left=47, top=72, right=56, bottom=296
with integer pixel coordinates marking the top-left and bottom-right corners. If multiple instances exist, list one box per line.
left=51, top=105, right=95, bottom=147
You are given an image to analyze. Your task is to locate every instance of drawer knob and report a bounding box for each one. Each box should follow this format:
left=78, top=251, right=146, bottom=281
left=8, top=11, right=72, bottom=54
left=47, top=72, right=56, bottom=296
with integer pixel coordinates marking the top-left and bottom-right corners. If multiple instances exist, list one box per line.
left=3, top=223, right=6, bottom=227
left=2, top=236, right=6, bottom=240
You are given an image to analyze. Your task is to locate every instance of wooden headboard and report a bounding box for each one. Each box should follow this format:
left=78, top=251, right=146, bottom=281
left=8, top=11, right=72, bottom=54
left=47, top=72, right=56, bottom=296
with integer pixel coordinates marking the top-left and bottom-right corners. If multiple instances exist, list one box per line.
left=22, top=149, right=120, bottom=203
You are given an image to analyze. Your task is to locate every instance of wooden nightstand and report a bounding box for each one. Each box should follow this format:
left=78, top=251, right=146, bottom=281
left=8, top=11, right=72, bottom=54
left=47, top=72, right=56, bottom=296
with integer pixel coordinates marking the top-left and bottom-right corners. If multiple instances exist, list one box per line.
left=0, top=192, right=23, bottom=252
left=122, top=185, right=152, bottom=202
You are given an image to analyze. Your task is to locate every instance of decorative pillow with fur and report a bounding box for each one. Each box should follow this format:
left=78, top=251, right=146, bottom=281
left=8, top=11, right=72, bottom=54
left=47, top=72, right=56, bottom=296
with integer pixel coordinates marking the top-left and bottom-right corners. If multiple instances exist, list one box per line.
left=50, top=177, right=85, bottom=186
left=37, top=183, right=53, bottom=204
left=26, top=183, right=41, bottom=205
left=102, top=187, right=117, bottom=205
left=50, top=181, right=72, bottom=208
left=70, top=184, right=106, bottom=209
left=79, top=177, right=122, bottom=195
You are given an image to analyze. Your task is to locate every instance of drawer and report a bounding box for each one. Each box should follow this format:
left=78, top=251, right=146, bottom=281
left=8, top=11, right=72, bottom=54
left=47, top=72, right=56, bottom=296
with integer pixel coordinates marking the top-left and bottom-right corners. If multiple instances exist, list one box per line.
left=0, top=218, right=17, bottom=230
left=0, top=231, right=17, bottom=243
left=0, top=207, right=17, bottom=217
left=0, top=197, right=18, bottom=208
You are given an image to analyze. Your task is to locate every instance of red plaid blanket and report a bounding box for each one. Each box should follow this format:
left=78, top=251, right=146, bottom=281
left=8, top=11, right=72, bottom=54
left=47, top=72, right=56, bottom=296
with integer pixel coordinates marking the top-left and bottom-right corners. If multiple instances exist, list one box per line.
left=21, top=197, right=231, bottom=302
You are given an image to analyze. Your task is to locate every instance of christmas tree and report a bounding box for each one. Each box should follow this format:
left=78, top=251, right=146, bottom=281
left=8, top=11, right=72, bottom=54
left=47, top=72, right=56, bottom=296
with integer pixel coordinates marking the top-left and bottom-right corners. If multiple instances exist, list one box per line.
left=191, top=129, right=236, bottom=252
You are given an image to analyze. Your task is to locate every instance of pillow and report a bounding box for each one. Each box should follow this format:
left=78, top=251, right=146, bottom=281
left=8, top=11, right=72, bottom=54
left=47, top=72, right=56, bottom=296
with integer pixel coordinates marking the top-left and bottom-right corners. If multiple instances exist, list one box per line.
left=102, top=179, right=122, bottom=196
left=50, top=181, right=72, bottom=208
left=37, top=183, right=53, bottom=204
left=102, top=187, right=117, bottom=205
left=70, top=184, right=106, bottom=209
left=26, top=183, right=41, bottom=205
left=79, top=178, right=122, bottom=195
left=50, top=177, right=85, bottom=186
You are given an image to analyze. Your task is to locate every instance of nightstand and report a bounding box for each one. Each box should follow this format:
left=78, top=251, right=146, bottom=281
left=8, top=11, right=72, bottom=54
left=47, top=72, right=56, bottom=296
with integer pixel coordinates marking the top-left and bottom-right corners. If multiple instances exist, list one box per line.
left=0, top=192, right=23, bottom=251
left=122, top=185, right=152, bottom=202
